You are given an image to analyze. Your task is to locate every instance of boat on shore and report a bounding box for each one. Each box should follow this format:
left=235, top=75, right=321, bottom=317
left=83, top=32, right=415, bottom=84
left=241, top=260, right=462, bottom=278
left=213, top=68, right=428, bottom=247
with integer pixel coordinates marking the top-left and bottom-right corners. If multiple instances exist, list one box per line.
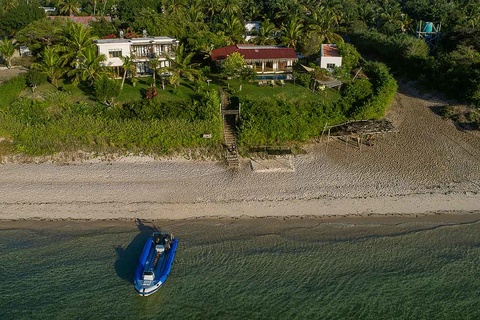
left=134, top=232, right=178, bottom=296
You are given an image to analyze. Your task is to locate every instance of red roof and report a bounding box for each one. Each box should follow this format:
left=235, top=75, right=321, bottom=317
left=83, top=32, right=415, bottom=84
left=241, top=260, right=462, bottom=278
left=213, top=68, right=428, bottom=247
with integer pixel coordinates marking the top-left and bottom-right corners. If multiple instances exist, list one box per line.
left=49, top=16, right=111, bottom=26
left=211, top=45, right=297, bottom=61
left=322, top=44, right=340, bottom=57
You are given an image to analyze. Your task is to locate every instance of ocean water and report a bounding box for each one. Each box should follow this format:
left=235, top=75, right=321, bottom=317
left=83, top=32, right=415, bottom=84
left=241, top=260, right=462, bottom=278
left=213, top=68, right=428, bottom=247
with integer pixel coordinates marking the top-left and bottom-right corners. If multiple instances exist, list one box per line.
left=1, top=214, right=480, bottom=319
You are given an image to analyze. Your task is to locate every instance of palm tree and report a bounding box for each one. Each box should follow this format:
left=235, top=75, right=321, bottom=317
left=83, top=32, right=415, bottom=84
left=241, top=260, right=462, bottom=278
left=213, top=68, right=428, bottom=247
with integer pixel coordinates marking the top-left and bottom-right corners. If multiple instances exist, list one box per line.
left=0, top=38, right=16, bottom=69
left=307, top=7, right=344, bottom=44
left=120, top=55, right=136, bottom=89
left=204, top=0, right=220, bottom=18
left=148, top=58, right=160, bottom=87
left=68, top=47, right=108, bottom=86
left=220, top=0, right=241, bottom=16
left=318, top=11, right=345, bottom=44
left=2, top=0, right=18, bottom=12
left=62, top=22, right=97, bottom=68
left=375, top=0, right=404, bottom=34
left=32, top=46, right=66, bottom=88
left=281, top=16, right=304, bottom=50
left=222, top=14, right=244, bottom=45
left=186, top=2, right=205, bottom=23
left=163, top=0, right=186, bottom=15
left=163, top=43, right=200, bottom=83
left=59, top=0, right=81, bottom=16
left=253, top=20, right=277, bottom=45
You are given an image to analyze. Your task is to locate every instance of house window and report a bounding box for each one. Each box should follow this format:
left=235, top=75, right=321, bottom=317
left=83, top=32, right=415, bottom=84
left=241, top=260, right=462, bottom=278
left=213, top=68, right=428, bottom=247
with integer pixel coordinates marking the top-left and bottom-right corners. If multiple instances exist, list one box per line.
left=132, top=45, right=151, bottom=58
left=327, top=63, right=336, bottom=69
left=109, top=49, right=122, bottom=58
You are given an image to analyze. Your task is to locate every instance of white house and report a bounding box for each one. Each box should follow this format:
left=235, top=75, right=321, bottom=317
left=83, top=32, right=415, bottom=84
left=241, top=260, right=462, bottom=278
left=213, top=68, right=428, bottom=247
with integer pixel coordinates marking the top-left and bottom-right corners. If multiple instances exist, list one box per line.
left=96, top=36, right=179, bottom=76
left=244, top=21, right=260, bottom=42
left=320, top=44, right=342, bottom=71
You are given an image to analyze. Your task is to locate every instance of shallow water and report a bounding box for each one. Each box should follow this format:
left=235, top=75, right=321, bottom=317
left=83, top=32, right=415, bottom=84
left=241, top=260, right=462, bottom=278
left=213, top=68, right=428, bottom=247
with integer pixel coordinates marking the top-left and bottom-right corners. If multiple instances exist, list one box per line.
left=1, top=215, right=480, bottom=319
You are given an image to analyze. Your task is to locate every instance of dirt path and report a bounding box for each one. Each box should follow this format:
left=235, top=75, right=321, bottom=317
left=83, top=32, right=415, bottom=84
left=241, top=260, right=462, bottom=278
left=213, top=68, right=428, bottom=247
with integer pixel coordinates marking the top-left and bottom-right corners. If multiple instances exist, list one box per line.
left=0, top=67, right=26, bottom=84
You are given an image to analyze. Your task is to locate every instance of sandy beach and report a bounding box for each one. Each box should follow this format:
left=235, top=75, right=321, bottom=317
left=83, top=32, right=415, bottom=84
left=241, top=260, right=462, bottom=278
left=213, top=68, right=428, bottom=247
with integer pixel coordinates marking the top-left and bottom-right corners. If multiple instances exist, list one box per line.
left=1, top=79, right=479, bottom=220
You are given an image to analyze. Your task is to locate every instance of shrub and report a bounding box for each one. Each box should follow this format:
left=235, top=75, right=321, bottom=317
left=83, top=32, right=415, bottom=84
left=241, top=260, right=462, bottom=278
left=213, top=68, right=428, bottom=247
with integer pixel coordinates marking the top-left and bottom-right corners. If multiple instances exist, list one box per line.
left=351, top=62, right=397, bottom=119
left=145, top=87, right=158, bottom=100
left=0, top=75, right=26, bottom=109
left=26, top=69, right=46, bottom=92
left=94, top=75, right=121, bottom=106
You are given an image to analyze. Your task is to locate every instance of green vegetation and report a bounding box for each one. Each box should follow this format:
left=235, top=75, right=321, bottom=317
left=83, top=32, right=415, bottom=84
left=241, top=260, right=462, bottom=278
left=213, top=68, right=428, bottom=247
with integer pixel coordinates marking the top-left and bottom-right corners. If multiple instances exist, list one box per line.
left=236, top=62, right=396, bottom=146
left=2, top=0, right=478, bottom=156
left=0, top=77, right=223, bottom=155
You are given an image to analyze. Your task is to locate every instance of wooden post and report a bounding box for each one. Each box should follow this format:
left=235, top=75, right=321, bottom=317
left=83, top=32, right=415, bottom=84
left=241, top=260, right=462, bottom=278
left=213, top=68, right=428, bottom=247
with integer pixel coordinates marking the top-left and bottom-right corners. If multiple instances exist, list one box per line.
left=326, top=128, right=331, bottom=152
left=321, top=122, right=328, bottom=142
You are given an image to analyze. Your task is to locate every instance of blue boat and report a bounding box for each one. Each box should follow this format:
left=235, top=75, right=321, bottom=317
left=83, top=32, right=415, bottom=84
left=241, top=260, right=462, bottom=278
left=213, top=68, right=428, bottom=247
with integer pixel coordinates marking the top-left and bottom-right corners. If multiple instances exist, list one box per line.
left=134, top=232, right=178, bottom=296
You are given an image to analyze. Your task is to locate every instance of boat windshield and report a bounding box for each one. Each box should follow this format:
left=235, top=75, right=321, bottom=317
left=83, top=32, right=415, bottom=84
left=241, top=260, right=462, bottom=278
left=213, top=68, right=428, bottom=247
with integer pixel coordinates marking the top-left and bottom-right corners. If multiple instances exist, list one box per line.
left=143, top=271, right=155, bottom=281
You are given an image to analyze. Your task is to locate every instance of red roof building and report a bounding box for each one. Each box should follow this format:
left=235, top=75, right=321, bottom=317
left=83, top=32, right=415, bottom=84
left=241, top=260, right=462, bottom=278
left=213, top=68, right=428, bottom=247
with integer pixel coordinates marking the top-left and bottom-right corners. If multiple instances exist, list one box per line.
left=320, top=44, right=342, bottom=71
left=211, top=45, right=298, bottom=78
left=49, top=16, right=112, bottom=26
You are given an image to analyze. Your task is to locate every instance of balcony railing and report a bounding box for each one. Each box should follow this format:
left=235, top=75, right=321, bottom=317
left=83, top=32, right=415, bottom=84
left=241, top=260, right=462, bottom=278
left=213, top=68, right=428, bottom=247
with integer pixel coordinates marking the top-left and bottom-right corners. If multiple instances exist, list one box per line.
left=130, top=52, right=176, bottom=60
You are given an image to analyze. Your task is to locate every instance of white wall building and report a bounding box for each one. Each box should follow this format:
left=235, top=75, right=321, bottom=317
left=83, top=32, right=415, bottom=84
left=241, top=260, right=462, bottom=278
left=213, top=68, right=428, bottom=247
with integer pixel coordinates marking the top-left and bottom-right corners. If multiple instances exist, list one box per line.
left=96, top=36, right=179, bottom=76
left=320, top=44, right=342, bottom=71
left=244, top=21, right=260, bottom=42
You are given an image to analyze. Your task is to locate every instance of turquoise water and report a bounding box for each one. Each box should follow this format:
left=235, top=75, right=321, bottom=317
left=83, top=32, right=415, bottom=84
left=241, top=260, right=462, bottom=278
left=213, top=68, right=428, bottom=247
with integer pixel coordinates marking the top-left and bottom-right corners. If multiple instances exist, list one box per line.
left=1, top=215, right=480, bottom=319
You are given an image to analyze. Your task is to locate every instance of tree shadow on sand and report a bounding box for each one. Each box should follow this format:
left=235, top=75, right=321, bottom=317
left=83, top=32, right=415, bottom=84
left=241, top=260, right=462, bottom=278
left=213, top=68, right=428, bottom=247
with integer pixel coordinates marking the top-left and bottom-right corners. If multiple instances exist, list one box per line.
left=114, top=219, right=158, bottom=283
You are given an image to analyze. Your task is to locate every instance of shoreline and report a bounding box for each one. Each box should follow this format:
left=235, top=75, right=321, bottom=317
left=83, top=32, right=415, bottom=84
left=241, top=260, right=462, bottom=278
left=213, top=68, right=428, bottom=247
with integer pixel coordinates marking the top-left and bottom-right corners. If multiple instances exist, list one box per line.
left=0, top=191, right=479, bottom=221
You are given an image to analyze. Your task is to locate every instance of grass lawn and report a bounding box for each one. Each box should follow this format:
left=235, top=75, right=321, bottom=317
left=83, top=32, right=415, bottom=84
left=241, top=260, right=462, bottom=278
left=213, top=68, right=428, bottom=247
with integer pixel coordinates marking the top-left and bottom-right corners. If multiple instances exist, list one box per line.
left=117, top=77, right=197, bottom=103
left=224, top=79, right=341, bottom=105
left=17, top=75, right=338, bottom=108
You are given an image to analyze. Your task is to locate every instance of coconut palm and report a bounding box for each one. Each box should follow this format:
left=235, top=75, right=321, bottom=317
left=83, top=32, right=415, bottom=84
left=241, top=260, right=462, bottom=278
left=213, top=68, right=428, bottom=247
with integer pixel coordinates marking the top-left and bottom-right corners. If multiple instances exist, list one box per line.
left=318, top=11, right=345, bottom=44
left=148, top=58, right=160, bottom=87
left=375, top=0, right=404, bottom=34
left=120, top=55, right=136, bottom=89
left=163, top=43, right=200, bottom=83
left=253, top=20, right=277, bottom=45
left=0, top=38, right=16, bottom=69
left=186, top=2, right=205, bottom=23
left=281, top=16, right=304, bottom=50
left=220, top=0, right=241, bottom=16
left=32, top=46, right=66, bottom=88
left=204, top=0, right=220, bottom=18
left=62, top=22, right=97, bottom=68
left=2, top=0, right=18, bottom=12
left=163, top=0, right=186, bottom=15
left=222, top=14, right=244, bottom=45
left=59, top=0, right=81, bottom=16
left=68, top=47, right=108, bottom=86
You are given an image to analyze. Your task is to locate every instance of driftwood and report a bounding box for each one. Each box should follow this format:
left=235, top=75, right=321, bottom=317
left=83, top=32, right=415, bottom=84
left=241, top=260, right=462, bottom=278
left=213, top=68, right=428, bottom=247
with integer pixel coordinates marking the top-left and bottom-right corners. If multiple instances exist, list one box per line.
left=327, top=120, right=396, bottom=136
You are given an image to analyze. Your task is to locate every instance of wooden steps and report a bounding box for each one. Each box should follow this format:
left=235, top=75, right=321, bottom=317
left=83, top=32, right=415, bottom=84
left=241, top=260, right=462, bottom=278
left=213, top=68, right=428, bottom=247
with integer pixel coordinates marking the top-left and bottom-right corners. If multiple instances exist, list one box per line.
left=221, top=90, right=240, bottom=168
left=223, top=116, right=239, bottom=168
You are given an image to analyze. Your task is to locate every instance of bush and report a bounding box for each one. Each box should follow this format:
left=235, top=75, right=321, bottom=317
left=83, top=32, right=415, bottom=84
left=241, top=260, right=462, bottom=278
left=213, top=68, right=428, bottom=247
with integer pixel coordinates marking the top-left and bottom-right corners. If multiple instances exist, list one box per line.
left=26, top=69, right=46, bottom=92
left=145, top=87, right=158, bottom=99
left=0, top=75, right=26, bottom=109
left=351, top=62, right=397, bottom=119
left=94, top=75, right=121, bottom=106
left=238, top=95, right=345, bottom=146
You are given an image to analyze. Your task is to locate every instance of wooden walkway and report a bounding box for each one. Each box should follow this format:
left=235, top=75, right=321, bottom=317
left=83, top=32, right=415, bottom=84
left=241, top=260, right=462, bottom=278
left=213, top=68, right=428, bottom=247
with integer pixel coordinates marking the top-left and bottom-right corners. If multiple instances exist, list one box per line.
left=221, top=91, right=239, bottom=168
